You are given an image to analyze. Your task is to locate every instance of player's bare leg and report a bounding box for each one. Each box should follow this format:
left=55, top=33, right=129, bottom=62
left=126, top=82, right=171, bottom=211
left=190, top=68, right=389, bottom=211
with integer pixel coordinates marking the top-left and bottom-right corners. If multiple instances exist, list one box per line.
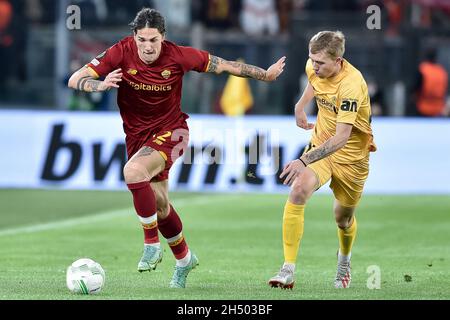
left=334, top=201, right=356, bottom=288
left=269, top=169, right=317, bottom=289
left=124, top=147, right=165, bottom=272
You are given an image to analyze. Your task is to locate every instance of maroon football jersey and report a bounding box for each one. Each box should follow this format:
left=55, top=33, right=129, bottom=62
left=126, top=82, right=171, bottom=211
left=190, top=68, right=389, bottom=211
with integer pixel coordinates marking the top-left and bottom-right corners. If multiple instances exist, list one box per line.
left=87, top=37, right=210, bottom=140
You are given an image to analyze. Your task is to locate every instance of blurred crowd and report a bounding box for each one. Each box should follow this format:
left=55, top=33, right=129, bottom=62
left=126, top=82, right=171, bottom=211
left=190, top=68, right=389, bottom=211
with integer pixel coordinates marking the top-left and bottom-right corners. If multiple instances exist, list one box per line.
left=2, top=0, right=450, bottom=28
left=1, top=0, right=450, bottom=116
left=3, top=0, right=450, bottom=33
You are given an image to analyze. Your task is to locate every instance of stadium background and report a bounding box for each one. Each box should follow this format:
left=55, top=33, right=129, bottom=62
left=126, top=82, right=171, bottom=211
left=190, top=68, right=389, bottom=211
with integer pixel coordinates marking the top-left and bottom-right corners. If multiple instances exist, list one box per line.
left=0, top=0, right=449, bottom=301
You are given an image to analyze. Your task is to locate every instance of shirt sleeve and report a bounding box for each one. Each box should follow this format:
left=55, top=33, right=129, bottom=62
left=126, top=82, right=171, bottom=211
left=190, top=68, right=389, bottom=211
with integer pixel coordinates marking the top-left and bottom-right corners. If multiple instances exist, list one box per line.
left=176, top=46, right=210, bottom=73
left=337, top=80, right=363, bottom=125
left=86, top=42, right=124, bottom=78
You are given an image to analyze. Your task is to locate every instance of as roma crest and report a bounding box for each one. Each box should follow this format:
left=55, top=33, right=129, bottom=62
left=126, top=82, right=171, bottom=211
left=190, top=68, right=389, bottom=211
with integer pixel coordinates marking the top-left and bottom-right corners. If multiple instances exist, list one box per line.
left=161, top=70, right=171, bottom=79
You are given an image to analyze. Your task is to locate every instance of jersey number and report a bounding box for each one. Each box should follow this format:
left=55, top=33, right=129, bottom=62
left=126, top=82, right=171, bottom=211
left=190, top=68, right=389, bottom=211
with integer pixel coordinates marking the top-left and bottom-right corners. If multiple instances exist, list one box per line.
left=340, top=100, right=357, bottom=112
left=152, top=131, right=172, bottom=146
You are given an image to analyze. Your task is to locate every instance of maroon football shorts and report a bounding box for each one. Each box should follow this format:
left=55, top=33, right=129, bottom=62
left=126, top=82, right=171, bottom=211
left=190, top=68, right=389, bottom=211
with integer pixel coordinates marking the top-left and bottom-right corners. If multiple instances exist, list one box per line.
left=126, top=122, right=189, bottom=182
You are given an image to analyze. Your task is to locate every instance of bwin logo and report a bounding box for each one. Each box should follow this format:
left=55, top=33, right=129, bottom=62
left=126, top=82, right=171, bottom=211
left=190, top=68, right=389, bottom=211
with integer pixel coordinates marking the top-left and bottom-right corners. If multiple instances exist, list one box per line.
left=41, top=124, right=126, bottom=182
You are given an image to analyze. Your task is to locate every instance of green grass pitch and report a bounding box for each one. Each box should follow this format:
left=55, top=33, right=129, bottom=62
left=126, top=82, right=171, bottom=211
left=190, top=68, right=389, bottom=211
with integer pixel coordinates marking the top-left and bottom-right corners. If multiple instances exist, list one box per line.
left=0, top=189, right=449, bottom=300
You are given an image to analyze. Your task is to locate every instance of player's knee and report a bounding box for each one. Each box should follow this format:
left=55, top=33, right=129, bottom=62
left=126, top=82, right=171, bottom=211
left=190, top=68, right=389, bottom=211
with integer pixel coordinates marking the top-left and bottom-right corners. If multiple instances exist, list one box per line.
left=336, top=217, right=352, bottom=229
left=156, top=203, right=170, bottom=219
left=290, top=182, right=311, bottom=203
left=123, top=161, right=152, bottom=184
left=334, top=209, right=355, bottom=229
left=155, top=193, right=170, bottom=219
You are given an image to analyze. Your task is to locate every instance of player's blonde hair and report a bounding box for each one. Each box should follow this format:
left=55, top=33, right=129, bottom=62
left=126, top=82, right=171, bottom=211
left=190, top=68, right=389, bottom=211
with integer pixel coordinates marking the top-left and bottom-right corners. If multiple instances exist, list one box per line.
left=309, top=31, right=345, bottom=59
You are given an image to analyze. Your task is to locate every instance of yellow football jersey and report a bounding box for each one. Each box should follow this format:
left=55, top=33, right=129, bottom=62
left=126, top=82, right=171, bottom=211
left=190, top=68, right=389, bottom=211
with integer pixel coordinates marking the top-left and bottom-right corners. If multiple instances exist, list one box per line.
left=305, top=58, right=376, bottom=164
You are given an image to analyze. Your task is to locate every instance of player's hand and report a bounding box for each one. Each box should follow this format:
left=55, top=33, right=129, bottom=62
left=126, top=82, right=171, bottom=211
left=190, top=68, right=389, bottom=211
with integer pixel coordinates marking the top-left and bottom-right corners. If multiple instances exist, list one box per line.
left=295, top=108, right=315, bottom=130
left=280, top=159, right=306, bottom=186
left=99, top=68, right=122, bottom=91
left=265, top=56, right=286, bottom=81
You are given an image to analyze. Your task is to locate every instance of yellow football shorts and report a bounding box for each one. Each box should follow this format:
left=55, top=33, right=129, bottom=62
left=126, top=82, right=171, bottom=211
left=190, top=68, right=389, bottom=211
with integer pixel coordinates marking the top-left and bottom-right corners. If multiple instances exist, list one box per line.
left=308, top=155, right=369, bottom=207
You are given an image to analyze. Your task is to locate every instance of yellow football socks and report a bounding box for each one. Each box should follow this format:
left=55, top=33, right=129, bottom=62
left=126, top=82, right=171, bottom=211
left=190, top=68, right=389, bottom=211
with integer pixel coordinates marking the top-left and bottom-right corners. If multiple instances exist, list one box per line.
left=338, top=217, right=357, bottom=256
left=283, top=200, right=305, bottom=264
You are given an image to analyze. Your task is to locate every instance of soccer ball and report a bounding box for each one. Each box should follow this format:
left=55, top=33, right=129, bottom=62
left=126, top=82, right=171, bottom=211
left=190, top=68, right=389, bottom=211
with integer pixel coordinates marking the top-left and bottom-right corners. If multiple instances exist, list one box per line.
left=66, top=258, right=105, bottom=294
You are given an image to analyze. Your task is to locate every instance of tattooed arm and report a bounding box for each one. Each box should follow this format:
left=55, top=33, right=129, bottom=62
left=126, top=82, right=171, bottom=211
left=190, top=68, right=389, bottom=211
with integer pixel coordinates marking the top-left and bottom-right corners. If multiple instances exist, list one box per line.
left=206, top=55, right=286, bottom=82
left=68, top=66, right=122, bottom=92
left=301, top=123, right=353, bottom=165
left=280, top=122, right=352, bottom=185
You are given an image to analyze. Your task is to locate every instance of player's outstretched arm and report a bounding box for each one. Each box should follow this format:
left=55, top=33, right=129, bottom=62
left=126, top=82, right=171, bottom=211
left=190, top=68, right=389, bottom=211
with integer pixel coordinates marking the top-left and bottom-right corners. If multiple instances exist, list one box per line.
left=68, top=66, right=122, bottom=92
left=207, top=55, right=285, bottom=82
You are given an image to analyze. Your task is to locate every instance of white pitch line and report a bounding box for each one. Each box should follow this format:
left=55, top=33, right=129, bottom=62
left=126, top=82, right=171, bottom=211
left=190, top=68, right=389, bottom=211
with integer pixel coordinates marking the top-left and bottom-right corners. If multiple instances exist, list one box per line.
left=0, top=194, right=236, bottom=237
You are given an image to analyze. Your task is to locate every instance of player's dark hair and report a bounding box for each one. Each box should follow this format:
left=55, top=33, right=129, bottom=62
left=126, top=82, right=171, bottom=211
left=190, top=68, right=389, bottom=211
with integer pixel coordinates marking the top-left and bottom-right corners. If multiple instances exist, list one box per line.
left=129, top=8, right=166, bottom=35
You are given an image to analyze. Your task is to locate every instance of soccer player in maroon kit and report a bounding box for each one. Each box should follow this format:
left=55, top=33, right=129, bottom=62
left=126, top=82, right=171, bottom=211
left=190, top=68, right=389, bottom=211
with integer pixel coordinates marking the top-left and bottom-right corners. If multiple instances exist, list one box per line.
left=68, top=8, right=285, bottom=288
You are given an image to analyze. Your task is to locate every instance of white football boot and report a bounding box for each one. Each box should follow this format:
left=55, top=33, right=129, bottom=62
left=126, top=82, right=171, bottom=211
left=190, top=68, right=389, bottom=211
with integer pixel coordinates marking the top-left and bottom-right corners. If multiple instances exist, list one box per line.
left=268, top=264, right=295, bottom=289
left=335, top=251, right=351, bottom=288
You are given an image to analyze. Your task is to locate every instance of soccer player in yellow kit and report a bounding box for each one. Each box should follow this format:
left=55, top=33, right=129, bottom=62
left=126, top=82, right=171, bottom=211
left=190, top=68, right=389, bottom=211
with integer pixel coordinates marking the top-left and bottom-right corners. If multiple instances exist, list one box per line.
left=268, top=31, right=376, bottom=289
